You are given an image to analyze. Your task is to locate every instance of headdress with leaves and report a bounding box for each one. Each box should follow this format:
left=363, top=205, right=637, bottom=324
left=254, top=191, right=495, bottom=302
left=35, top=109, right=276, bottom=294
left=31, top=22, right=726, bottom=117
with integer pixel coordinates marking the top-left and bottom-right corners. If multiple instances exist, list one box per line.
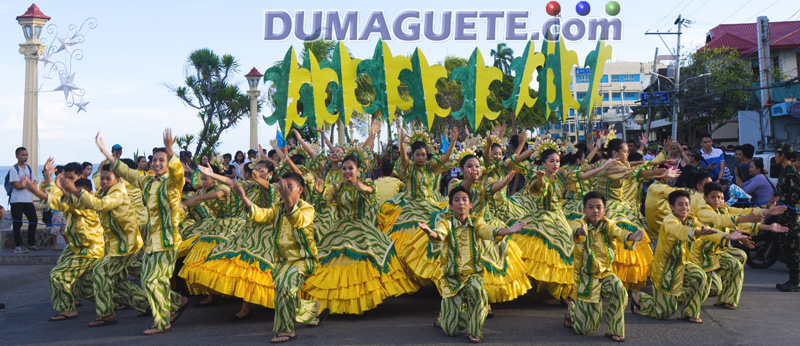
left=562, top=139, right=578, bottom=156
left=340, top=140, right=374, bottom=171
left=452, top=133, right=486, bottom=167
left=602, top=128, right=617, bottom=149
left=532, top=135, right=560, bottom=161
left=405, top=126, right=434, bottom=150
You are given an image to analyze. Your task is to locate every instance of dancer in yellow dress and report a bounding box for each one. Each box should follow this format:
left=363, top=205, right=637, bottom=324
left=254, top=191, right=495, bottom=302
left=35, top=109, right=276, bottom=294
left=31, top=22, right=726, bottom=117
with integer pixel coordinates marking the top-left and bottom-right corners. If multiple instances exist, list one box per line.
left=596, top=137, right=679, bottom=290
left=181, top=160, right=281, bottom=320
left=376, top=126, right=458, bottom=253
left=507, top=139, right=577, bottom=301
left=304, top=150, right=417, bottom=314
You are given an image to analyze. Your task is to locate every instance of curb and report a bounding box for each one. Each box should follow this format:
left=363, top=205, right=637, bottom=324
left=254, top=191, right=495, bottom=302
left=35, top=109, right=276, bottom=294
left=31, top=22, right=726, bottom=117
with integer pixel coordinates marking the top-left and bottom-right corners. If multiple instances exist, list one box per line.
left=0, top=251, right=59, bottom=265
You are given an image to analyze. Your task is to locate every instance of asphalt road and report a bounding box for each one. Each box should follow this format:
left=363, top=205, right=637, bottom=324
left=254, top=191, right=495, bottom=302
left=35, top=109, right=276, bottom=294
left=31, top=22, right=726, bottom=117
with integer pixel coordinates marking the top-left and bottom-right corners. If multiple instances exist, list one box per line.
left=1, top=264, right=798, bottom=345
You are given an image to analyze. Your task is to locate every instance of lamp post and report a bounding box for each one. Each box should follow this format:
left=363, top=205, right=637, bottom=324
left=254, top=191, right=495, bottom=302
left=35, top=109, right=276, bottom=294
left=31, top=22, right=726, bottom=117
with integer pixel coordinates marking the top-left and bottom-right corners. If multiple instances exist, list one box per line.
left=245, top=67, right=263, bottom=151
left=16, top=4, right=50, bottom=180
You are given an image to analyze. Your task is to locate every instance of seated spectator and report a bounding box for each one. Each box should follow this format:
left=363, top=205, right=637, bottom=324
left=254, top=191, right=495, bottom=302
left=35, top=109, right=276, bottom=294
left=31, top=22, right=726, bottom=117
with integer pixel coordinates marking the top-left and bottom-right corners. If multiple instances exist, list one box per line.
left=737, top=158, right=774, bottom=206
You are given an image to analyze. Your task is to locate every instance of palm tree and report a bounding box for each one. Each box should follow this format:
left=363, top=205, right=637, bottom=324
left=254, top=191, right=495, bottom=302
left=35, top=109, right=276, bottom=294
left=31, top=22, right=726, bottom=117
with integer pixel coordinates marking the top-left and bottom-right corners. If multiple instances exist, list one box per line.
left=490, top=43, right=514, bottom=75
left=301, top=38, right=336, bottom=63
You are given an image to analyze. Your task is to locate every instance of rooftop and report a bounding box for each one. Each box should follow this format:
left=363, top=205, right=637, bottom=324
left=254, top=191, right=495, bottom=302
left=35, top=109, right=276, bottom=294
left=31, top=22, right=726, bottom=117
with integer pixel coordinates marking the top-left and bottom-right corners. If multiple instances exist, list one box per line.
left=702, top=20, right=800, bottom=57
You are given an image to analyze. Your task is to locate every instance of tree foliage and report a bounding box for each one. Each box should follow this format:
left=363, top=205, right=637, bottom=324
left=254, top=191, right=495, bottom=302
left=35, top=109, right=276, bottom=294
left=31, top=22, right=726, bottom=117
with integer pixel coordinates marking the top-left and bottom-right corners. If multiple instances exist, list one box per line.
left=678, top=47, right=754, bottom=140
left=172, top=48, right=250, bottom=158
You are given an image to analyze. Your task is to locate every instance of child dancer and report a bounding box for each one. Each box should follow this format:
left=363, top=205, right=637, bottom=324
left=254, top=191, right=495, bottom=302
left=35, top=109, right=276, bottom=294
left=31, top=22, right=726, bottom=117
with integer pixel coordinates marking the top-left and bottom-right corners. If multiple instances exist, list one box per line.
left=419, top=186, right=526, bottom=342
left=631, top=190, right=749, bottom=323
left=62, top=164, right=149, bottom=326
left=97, top=130, right=190, bottom=335
left=22, top=160, right=104, bottom=322
left=230, top=173, right=329, bottom=343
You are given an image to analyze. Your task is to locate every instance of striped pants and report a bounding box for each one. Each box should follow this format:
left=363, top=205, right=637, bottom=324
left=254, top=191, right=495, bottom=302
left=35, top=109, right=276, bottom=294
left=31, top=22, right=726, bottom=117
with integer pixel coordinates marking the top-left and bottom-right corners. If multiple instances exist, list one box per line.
left=439, top=276, right=488, bottom=340
left=569, top=275, right=627, bottom=337
left=141, top=249, right=184, bottom=329
left=639, top=263, right=710, bottom=320
left=93, top=254, right=149, bottom=318
left=49, top=249, right=100, bottom=312
left=55, top=246, right=94, bottom=303
left=274, top=265, right=320, bottom=333
left=709, top=249, right=746, bottom=307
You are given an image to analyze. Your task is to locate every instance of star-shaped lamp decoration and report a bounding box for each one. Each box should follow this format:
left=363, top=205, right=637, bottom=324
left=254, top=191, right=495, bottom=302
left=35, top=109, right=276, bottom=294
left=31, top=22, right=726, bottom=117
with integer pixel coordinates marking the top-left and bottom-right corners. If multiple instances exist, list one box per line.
left=39, top=52, right=54, bottom=69
left=75, top=97, right=89, bottom=113
left=55, top=31, right=76, bottom=54
left=53, top=73, right=80, bottom=100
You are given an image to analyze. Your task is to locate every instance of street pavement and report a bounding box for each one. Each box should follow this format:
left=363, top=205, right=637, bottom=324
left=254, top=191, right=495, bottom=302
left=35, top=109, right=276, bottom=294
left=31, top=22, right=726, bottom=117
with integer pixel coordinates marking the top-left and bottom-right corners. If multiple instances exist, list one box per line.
left=1, top=264, right=799, bottom=345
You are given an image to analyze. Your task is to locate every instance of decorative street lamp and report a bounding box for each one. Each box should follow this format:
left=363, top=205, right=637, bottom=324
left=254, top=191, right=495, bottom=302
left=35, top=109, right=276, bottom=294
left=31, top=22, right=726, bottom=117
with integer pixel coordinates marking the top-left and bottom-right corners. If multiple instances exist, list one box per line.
left=245, top=67, right=263, bottom=151
left=17, top=4, right=51, bottom=180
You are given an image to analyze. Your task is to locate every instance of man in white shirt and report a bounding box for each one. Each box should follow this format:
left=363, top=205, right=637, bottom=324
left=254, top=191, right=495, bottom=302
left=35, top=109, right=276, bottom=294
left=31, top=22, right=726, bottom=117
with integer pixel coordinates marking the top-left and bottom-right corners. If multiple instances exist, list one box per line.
left=8, top=147, right=41, bottom=253
left=700, top=134, right=726, bottom=182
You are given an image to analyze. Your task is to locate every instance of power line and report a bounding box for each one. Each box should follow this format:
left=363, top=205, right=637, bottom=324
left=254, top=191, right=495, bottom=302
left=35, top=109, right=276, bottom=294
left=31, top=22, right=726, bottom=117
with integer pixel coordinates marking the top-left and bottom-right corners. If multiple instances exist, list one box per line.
left=743, top=0, right=782, bottom=23
left=651, top=0, right=688, bottom=32
left=788, top=9, right=800, bottom=21
left=719, top=0, right=754, bottom=24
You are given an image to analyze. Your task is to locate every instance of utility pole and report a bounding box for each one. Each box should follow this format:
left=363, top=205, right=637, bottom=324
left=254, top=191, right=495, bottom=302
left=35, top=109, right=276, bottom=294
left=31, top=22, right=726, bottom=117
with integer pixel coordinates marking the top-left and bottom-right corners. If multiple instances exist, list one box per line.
left=620, top=85, right=627, bottom=141
left=646, top=15, right=690, bottom=140
left=645, top=48, right=658, bottom=136
left=756, top=16, right=772, bottom=151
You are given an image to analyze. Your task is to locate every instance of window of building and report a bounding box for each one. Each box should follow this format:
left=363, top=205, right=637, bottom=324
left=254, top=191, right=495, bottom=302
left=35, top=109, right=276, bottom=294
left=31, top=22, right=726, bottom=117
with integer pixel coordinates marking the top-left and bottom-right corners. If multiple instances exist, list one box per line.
left=611, top=74, right=640, bottom=82
left=576, top=75, right=590, bottom=83
left=751, top=59, right=759, bottom=76
left=611, top=92, right=621, bottom=101
left=624, top=92, right=639, bottom=100
left=576, top=92, right=587, bottom=100
left=600, top=75, right=609, bottom=83
left=602, top=93, right=609, bottom=101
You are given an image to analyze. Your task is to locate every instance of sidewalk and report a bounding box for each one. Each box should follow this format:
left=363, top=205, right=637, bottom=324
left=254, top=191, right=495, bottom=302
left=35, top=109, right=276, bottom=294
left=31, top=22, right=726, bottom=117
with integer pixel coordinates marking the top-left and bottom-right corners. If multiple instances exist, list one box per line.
left=0, top=234, right=65, bottom=265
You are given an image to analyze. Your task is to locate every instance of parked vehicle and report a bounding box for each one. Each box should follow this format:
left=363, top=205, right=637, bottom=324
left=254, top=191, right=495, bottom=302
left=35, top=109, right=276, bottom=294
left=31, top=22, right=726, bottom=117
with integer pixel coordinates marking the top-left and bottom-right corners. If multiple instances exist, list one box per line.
left=753, top=152, right=779, bottom=187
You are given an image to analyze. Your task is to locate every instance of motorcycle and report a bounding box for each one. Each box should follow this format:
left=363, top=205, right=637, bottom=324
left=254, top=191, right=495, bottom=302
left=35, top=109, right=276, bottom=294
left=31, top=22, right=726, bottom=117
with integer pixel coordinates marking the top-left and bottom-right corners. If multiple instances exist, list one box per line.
left=741, top=230, right=786, bottom=269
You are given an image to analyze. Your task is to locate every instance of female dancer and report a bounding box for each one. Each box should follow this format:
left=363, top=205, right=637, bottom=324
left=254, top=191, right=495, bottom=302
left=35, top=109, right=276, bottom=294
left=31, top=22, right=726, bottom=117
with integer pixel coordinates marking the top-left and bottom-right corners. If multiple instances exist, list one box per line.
left=402, top=148, right=532, bottom=306
left=181, top=160, right=279, bottom=320
left=178, top=165, right=246, bottom=301
left=303, top=150, right=417, bottom=314
left=376, top=126, right=458, bottom=253
left=597, top=137, right=678, bottom=290
left=506, top=140, right=576, bottom=301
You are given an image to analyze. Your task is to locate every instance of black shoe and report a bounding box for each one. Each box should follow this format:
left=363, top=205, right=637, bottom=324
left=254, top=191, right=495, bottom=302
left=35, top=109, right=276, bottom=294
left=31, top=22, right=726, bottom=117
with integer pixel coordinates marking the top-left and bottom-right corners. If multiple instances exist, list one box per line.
left=777, top=280, right=800, bottom=292
left=229, top=313, right=252, bottom=322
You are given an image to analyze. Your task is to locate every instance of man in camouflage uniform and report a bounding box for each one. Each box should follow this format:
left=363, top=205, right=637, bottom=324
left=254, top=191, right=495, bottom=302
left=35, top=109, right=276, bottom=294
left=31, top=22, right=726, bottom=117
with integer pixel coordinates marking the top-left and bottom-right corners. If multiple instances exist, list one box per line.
left=774, top=144, right=800, bottom=292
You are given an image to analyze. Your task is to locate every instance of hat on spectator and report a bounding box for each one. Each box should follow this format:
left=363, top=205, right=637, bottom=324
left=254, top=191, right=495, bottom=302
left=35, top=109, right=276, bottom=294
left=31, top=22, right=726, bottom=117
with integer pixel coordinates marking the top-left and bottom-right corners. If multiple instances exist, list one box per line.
left=112, top=144, right=123, bottom=151
left=776, top=144, right=794, bottom=154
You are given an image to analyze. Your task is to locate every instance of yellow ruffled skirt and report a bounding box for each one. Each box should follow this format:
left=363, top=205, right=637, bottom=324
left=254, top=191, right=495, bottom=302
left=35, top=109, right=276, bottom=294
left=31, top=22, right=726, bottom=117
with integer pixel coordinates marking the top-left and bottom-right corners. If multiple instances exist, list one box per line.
left=510, top=233, right=573, bottom=300
left=180, top=254, right=276, bottom=308
left=613, top=231, right=653, bottom=290
left=376, top=203, right=403, bottom=235
left=302, top=256, right=418, bottom=315
left=605, top=200, right=654, bottom=290
left=482, top=241, right=533, bottom=303
left=401, top=229, right=532, bottom=303
left=177, top=233, right=201, bottom=259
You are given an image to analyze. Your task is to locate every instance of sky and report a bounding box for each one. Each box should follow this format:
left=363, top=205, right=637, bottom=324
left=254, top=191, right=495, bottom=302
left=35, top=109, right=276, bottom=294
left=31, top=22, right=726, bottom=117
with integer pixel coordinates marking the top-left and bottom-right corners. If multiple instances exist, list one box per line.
left=1, top=0, right=799, bottom=165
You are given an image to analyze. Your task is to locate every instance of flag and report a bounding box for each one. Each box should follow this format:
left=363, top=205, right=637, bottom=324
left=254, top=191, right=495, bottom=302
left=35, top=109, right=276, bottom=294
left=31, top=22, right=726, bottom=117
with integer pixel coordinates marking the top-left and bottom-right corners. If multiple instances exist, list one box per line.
left=276, top=129, right=285, bottom=149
